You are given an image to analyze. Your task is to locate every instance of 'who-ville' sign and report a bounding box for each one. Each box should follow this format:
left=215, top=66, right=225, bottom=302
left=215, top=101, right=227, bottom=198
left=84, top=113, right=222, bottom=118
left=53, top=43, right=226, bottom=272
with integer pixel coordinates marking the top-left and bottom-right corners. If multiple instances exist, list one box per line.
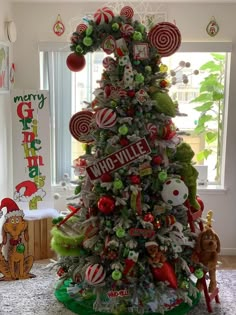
left=86, top=138, right=151, bottom=180
left=11, top=90, right=51, bottom=210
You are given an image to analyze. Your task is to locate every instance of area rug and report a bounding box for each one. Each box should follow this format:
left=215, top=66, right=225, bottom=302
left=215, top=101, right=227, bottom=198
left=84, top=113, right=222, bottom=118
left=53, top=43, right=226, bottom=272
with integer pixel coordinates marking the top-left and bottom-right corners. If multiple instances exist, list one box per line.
left=0, top=262, right=235, bottom=315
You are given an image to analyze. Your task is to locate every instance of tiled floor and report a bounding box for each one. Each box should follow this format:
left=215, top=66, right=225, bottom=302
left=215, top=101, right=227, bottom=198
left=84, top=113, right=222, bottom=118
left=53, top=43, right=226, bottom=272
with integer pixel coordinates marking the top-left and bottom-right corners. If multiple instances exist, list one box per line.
left=218, top=255, right=236, bottom=269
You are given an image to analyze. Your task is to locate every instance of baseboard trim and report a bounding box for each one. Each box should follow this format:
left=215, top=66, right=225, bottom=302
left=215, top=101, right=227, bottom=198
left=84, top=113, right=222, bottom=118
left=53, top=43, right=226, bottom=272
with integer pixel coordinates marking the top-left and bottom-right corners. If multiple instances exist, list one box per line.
left=220, top=248, right=236, bottom=255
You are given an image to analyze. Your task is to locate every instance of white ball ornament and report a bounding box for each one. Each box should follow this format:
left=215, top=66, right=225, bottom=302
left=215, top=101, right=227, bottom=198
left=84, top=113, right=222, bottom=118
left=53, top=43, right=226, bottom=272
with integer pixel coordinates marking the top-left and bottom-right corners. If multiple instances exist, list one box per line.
left=85, top=264, right=106, bottom=286
left=161, top=178, right=188, bottom=206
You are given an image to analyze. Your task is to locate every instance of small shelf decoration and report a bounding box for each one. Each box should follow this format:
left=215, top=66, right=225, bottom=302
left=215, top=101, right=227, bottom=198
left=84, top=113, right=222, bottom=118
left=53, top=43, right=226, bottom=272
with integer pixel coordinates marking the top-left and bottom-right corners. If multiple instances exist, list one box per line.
left=206, top=16, right=219, bottom=37
left=53, top=14, right=65, bottom=36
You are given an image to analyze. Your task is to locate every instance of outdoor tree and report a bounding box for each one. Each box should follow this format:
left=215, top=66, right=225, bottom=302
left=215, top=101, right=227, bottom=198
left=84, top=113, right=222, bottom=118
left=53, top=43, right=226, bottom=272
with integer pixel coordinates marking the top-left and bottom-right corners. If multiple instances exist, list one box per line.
left=50, top=5, right=216, bottom=315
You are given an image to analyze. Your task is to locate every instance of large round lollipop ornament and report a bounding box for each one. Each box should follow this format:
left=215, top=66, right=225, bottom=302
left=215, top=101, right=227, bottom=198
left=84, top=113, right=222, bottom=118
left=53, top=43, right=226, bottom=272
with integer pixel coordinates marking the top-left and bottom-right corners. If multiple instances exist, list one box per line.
left=95, top=108, right=117, bottom=129
left=148, top=22, right=181, bottom=57
left=85, top=264, right=106, bottom=286
left=69, top=110, right=94, bottom=143
left=161, top=178, right=188, bottom=206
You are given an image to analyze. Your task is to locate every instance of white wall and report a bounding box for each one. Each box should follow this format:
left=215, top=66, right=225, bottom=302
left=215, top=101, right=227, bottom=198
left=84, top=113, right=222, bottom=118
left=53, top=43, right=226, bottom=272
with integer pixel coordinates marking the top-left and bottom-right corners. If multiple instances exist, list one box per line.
left=11, top=2, right=236, bottom=254
left=0, top=0, right=13, bottom=201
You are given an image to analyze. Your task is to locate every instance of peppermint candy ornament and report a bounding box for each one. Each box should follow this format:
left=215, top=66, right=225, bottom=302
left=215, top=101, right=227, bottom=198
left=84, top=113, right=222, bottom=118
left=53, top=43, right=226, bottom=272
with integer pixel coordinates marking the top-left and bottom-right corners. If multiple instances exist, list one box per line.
left=94, top=7, right=114, bottom=25
left=85, top=264, right=106, bottom=285
left=69, top=110, right=94, bottom=143
left=120, top=6, right=134, bottom=19
left=120, top=24, right=134, bottom=36
left=76, top=23, right=87, bottom=34
left=161, top=178, right=188, bottom=206
left=146, top=123, right=158, bottom=140
left=102, top=56, right=116, bottom=70
left=95, top=108, right=117, bottom=129
left=148, top=22, right=181, bottom=57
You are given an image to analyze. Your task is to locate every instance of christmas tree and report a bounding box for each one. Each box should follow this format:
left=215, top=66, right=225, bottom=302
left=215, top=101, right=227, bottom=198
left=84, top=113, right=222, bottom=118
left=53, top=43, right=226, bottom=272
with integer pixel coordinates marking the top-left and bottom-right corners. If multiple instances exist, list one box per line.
left=51, top=5, right=219, bottom=315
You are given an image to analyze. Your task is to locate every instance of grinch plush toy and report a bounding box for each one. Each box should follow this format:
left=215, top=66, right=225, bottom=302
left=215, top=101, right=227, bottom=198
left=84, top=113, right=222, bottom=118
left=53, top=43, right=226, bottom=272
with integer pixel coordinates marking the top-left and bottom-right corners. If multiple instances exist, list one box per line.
left=173, top=142, right=200, bottom=210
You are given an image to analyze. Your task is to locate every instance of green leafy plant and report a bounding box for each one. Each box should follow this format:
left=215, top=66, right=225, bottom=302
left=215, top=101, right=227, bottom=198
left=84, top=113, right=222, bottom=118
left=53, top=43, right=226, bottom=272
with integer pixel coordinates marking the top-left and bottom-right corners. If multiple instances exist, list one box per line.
left=190, top=53, right=226, bottom=182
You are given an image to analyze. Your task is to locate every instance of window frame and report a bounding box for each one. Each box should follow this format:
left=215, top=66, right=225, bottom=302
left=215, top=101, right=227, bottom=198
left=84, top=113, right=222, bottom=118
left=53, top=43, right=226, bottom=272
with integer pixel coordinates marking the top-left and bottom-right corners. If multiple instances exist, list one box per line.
left=39, top=41, right=232, bottom=190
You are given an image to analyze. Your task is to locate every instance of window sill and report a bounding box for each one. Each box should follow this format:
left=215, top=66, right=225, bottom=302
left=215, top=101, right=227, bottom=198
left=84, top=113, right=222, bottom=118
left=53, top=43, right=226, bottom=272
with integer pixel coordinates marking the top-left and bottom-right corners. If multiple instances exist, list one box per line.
left=197, top=184, right=227, bottom=195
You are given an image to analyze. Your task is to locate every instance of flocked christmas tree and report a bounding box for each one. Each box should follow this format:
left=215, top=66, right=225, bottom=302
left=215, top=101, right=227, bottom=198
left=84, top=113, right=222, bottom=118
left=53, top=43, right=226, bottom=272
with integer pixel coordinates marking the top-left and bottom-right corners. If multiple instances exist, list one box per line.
left=50, top=5, right=219, bottom=315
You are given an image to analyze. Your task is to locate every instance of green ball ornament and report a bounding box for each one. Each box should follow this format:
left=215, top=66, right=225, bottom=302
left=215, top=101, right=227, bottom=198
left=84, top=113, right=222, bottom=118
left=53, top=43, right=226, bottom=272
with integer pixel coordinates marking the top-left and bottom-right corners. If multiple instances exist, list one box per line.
left=137, top=23, right=146, bottom=33
left=83, top=36, right=93, bottom=47
left=75, top=45, right=83, bottom=54
left=116, top=227, right=126, bottom=238
left=180, top=280, right=189, bottom=289
left=112, top=23, right=119, bottom=31
left=16, top=243, right=25, bottom=254
left=133, top=60, right=140, bottom=65
left=158, top=171, right=168, bottom=182
left=135, top=74, right=144, bottom=83
left=145, top=66, right=152, bottom=73
left=194, top=268, right=204, bottom=279
left=113, top=179, right=124, bottom=190
left=132, top=31, right=143, bottom=41
left=105, top=220, right=112, bottom=228
left=118, top=124, right=129, bottom=135
left=110, top=100, right=117, bottom=108
left=112, top=269, right=122, bottom=280
left=86, top=26, right=93, bottom=36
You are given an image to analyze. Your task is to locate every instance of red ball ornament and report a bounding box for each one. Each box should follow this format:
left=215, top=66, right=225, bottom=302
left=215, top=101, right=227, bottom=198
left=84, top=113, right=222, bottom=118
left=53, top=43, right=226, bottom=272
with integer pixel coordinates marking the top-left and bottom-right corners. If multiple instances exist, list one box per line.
left=66, top=53, right=86, bottom=72
left=100, top=173, right=113, bottom=182
left=98, top=196, right=115, bottom=214
left=163, top=119, right=176, bottom=140
left=144, top=213, right=155, bottom=222
left=130, top=175, right=141, bottom=185
left=120, top=137, right=129, bottom=146
left=127, top=90, right=135, bottom=98
left=152, top=155, right=163, bottom=165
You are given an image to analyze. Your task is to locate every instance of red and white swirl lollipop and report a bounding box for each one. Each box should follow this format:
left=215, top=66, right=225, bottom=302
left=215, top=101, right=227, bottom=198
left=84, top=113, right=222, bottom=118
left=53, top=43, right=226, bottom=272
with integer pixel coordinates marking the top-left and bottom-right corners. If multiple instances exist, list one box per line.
left=76, top=23, right=87, bottom=34
left=120, top=6, right=134, bottom=19
left=69, top=110, right=94, bottom=143
left=120, top=24, right=134, bottom=36
left=147, top=123, right=158, bottom=140
left=102, top=56, right=116, bottom=70
left=148, top=22, right=181, bottom=57
left=95, top=108, right=117, bottom=129
left=94, top=7, right=114, bottom=25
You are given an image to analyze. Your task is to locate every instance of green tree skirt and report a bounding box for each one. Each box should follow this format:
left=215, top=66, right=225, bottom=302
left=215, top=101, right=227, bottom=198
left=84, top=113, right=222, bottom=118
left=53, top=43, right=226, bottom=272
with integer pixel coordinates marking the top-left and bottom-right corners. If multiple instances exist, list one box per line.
left=55, top=280, right=201, bottom=315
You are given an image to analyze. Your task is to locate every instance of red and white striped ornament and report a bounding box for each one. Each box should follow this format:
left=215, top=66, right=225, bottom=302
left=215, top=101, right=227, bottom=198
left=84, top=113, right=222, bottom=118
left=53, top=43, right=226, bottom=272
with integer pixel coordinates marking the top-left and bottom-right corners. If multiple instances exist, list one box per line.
left=85, top=264, right=106, bottom=285
left=146, top=123, right=158, bottom=140
left=95, top=108, right=117, bottom=129
left=94, top=7, right=114, bottom=25
left=102, top=56, right=116, bottom=70
left=120, top=6, right=134, bottom=19
left=120, top=24, right=134, bottom=36
left=76, top=23, right=88, bottom=34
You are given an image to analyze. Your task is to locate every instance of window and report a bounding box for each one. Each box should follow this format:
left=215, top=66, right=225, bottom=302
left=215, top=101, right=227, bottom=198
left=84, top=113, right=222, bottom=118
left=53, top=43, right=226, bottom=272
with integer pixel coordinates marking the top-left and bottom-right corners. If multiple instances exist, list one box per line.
left=39, top=42, right=231, bottom=187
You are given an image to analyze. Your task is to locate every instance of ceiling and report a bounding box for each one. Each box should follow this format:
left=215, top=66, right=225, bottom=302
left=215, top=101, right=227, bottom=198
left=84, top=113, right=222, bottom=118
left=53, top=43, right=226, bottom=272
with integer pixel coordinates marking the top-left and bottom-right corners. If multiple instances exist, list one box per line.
left=10, top=0, right=236, bottom=3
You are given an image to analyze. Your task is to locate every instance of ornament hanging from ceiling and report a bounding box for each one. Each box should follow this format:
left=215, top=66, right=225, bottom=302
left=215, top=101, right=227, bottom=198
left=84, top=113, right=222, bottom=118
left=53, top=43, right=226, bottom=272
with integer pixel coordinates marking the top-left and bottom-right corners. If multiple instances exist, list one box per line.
left=206, top=16, right=219, bottom=37
left=53, top=14, right=65, bottom=36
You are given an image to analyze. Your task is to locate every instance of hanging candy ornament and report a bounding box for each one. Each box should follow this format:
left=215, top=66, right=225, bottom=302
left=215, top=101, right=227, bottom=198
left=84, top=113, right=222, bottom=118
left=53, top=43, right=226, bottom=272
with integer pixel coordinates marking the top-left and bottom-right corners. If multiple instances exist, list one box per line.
left=120, top=6, right=134, bottom=20
left=53, top=14, right=65, bottom=37
left=69, top=110, right=94, bottom=143
left=66, top=53, right=86, bottom=72
left=148, top=22, right=181, bottom=57
left=102, top=56, right=116, bottom=70
left=94, top=7, right=114, bottom=25
left=161, top=178, right=188, bottom=206
left=95, top=108, right=117, bottom=129
left=76, top=23, right=88, bottom=35
left=97, top=196, right=115, bottom=215
left=206, top=17, right=219, bottom=37
left=146, top=123, right=158, bottom=140
left=85, top=264, right=106, bottom=285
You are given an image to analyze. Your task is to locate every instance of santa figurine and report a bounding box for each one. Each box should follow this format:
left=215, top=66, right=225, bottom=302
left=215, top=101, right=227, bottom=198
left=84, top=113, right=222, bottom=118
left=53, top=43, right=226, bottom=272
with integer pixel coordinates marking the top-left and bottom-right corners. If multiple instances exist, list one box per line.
left=145, top=241, right=177, bottom=289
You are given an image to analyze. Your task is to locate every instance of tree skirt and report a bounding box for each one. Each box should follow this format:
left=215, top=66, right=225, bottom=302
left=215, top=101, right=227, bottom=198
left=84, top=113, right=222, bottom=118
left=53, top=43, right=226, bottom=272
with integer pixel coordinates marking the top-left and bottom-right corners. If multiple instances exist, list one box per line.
left=55, top=279, right=201, bottom=315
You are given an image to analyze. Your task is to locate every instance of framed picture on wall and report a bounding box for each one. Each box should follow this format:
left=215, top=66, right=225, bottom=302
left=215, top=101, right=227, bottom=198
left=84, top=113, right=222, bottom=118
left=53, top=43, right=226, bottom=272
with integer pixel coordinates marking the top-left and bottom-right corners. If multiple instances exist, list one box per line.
left=0, top=42, right=9, bottom=93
